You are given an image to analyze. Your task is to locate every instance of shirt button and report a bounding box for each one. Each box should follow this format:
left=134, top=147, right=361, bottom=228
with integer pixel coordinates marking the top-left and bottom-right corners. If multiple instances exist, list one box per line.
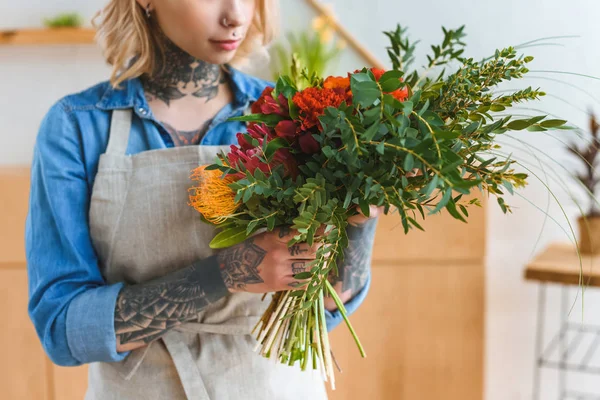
left=138, top=107, right=147, bottom=115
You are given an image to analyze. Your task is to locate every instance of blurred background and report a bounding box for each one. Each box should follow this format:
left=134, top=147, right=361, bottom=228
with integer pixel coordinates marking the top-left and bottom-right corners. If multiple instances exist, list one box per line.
left=2, top=0, right=600, bottom=399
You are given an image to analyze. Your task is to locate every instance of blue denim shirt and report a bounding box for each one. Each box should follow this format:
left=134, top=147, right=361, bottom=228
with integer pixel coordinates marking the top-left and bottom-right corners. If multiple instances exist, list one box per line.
left=25, top=64, right=371, bottom=367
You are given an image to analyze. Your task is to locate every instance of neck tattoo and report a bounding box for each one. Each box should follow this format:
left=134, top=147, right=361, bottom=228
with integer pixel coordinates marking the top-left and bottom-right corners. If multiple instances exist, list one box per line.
left=141, top=32, right=227, bottom=107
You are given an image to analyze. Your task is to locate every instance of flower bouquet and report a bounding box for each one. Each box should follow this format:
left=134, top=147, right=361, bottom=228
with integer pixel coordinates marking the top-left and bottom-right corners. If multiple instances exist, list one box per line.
left=188, top=24, right=568, bottom=388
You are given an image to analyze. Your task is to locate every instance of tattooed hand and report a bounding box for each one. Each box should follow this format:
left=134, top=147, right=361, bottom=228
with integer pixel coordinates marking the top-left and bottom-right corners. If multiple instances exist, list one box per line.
left=324, top=206, right=379, bottom=310
left=217, top=227, right=320, bottom=293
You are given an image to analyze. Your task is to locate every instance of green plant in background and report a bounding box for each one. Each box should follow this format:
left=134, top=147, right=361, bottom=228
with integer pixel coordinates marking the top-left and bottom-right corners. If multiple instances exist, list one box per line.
left=43, top=13, right=83, bottom=28
left=270, top=14, right=346, bottom=88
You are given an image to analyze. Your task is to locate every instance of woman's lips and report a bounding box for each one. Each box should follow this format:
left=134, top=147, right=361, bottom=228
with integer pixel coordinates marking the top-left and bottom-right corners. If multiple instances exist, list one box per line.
left=211, top=39, right=241, bottom=51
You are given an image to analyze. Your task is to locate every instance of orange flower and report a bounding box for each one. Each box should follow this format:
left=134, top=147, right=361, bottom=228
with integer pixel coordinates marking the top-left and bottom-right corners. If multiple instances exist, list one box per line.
left=188, top=165, right=239, bottom=224
left=292, top=87, right=347, bottom=131
left=365, top=68, right=386, bottom=81
left=323, top=75, right=350, bottom=90
left=323, top=76, right=352, bottom=104
left=390, top=86, right=409, bottom=102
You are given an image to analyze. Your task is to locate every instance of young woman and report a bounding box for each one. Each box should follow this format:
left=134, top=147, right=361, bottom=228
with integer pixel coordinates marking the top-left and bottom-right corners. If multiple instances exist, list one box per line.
left=25, top=1, right=375, bottom=398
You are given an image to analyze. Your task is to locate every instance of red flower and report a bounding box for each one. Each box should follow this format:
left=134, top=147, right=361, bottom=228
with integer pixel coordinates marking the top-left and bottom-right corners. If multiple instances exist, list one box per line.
left=251, top=87, right=273, bottom=114
left=275, top=120, right=299, bottom=141
left=247, top=122, right=276, bottom=141
left=272, top=148, right=299, bottom=178
left=298, top=132, right=320, bottom=154
left=236, top=132, right=256, bottom=151
left=251, top=86, right=289, bottom=117
left=227, top=145, right=298, bottom=179
left=292, top=87, right=346, bottom=132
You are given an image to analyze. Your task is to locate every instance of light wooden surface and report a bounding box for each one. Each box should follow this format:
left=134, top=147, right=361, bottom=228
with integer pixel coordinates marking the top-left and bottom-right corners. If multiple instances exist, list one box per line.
left=327, top=262, right=484, bottom=400
left=0, top=168, right=90, bottom=400
left=524, top=242, right=600, bottom=287
left=0, top=28, right=96, bottom=45
left=0, top=268, right=50, bottom=400
left=327, top=196, right=486, bottom=400
left=52, top=364, right=88, bottom=399
left=373, top=201, right=486, bottom=263
left=0, top=167, right=30, bottom=264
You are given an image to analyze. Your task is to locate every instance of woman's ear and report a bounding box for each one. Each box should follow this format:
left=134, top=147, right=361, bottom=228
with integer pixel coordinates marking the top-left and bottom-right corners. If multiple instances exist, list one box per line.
left=134, top=0, right=152, bottom=12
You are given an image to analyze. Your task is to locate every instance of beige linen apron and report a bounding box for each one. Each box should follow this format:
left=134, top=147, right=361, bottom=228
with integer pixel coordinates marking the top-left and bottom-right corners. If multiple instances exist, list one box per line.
left=85, top=109, right=328, bottom=400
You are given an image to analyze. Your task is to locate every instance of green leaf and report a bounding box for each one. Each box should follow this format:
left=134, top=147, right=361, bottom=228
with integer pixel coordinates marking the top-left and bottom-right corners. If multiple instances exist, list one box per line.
left=376, top=141, right=385, bottom=154
left=294, top=272, right=313, bottom=280
left=497, top=197, right=508, bottom=213
left=403, top=153, right=415, bottom=171
left=379, top=70, right=404, bottom=92
left=421, top=111, right=444, bottom=127
left=436, top=130, right=461, bottom=140
left=242, top=187, right=253, bottom=203
left=464, top=121, right=481, bottom=135
left=362, top=122, right=381, bottom=141
left=407, top=217, right=425, bottom=231
left=431, top=188, right=452, bottom=214
left=264, top=137, right=287, bottom=160
left=423, top=175, right=439, bottom=197
left=227, top=113, right=285, bottom=126
left=446, top=199, right=467, bottom=222
left=351, top=76, right=381, bottom=107
left=343, top=191, right=353, bottom=209
left=540, top=119, right=567, bottom=128
left=527, top=115, right=547, bottom=125
left=247, top=220, right=259, bottom=235
left=209, top=226, right=249, bottom=249
left=359, top=198, right=371, bottom=217
left=267, top=216, right=276, bottom=231
left=402, top=101, right=414, bottom=117
left=507, top=119, right=532, bottom=131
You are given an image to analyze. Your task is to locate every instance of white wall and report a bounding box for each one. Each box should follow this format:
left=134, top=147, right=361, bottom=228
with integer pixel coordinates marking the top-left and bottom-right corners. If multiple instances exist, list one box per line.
left=3, top=0, right=600, bottom=398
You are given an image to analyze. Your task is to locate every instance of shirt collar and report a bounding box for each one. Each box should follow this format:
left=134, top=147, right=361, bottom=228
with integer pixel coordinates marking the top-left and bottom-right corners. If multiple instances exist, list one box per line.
left=96, top=63, right=258, bottom=111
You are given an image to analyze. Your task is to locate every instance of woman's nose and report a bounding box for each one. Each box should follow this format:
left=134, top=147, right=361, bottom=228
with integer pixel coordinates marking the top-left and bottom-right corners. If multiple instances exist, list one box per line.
left=222, top=0, right=247, bottom=28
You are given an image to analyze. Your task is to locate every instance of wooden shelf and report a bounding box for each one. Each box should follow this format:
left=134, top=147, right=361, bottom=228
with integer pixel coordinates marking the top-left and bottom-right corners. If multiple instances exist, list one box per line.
left=0, top=27, right=96, bottom=46
left=525, top=242, right=600, bottom=287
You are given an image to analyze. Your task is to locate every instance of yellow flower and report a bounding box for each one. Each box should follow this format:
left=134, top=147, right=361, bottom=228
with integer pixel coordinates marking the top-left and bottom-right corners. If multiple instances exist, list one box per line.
left=312, top=16, right=326, bottom=31
left=320, top=28, right=334, bottom=44
left=188, top=165, right=239, bottom=224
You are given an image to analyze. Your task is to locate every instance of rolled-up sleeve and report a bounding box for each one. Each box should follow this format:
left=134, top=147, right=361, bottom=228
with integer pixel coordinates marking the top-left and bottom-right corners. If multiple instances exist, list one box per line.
left=26, top=100, right=130, bottom=366
left=324, top=272, right=371, bottom=332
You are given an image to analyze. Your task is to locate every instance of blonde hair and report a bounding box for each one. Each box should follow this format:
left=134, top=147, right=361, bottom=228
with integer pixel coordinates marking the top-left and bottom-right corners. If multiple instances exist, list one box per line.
left=92, top=0, right=280, bottom=89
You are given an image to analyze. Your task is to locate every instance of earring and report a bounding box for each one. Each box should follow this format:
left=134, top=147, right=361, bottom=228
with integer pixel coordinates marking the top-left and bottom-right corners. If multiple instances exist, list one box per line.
left=146, top=4, right=151, bottom=19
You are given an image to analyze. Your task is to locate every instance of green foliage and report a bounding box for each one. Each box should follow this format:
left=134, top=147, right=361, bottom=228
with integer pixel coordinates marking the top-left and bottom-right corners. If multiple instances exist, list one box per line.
left=270, top=29, right=343, bottom=88
left=208, top=25, right=572, bottom=366
left=43, top=12, right=83, bottom=28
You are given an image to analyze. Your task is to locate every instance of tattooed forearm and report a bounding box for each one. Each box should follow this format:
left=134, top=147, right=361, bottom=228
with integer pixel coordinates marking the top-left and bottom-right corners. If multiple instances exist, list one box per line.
left=115, top=256, right=229, bottom=347
left=217, top=239, right=266, bottom=291
left=329, top=218, right=377, bottom=296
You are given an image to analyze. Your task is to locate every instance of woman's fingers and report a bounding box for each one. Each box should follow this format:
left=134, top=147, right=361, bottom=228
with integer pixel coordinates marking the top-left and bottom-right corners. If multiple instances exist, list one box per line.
left=348, top=205, right=384, bottom=226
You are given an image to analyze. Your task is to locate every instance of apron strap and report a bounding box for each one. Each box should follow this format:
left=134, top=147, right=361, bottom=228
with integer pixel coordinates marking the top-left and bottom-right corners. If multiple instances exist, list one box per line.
left=118, top=319, right=260, bottom=398
left=161, top=330, right=212, bottom=400
left=106, top=109, right=133, bottom=155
